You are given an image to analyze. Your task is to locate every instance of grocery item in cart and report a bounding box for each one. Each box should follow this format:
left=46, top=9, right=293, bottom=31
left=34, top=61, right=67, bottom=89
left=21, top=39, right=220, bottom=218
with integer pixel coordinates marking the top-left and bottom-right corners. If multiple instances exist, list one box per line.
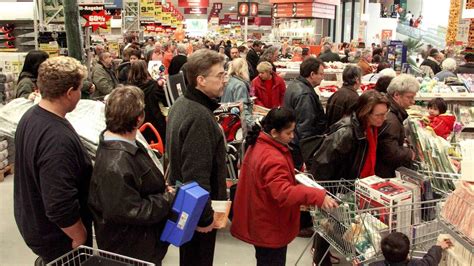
left=440, top=181, right=474, bottom=241
left=355, top=176, right=413, bottom=238
left=438, top=234, right=473, bottom=266
left=392, top=178, right=421, bottom=225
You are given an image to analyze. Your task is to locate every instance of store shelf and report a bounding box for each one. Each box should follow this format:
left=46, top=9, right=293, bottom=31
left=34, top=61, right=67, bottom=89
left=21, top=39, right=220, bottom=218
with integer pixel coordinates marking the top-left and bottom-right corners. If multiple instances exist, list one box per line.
left=416, top=93, right=474, bottom=101
left=438, top=217, right=474, bottom=253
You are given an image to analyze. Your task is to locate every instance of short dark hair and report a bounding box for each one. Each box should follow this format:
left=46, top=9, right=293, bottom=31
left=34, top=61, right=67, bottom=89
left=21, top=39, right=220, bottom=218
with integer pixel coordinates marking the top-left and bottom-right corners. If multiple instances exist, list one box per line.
left=381, top=232, right=410, bottom=263
left=427, top=97, right=448, bottom=114
left=129, top=49, right=141, bottom=59
left=377, top=62, right=392, bottom=73
left=465, top=53, right=474, bottom=62
left=105, top=85, right=145, bottom=134
left=342, top=65, right=362, bottom=86
left=19, top=50, right=49, bottom=80
left=372, top=54, right=382, bottom=63
left=300, top=57, right=324, bottom=78
left=253, top=40, right=262, bottom=47
left=185, top=49, right=225, bottom=89
left=302, top=48, right=310, bottom=56
left=374, top=76, right=393, bottom=94
left=429, top=48, right=439, bottom=57
left=373, top=48, right=383, bottom=56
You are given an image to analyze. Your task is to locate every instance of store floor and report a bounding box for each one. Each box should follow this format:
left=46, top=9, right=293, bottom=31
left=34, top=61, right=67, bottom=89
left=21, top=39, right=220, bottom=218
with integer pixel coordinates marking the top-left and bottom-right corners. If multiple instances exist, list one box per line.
left=0, top=174, right=350, bottom=266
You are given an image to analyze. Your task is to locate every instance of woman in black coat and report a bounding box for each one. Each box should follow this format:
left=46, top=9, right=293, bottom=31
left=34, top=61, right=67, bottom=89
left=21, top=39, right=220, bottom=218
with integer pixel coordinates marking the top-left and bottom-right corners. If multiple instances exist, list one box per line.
left=128, top=60, right=168, bottom=146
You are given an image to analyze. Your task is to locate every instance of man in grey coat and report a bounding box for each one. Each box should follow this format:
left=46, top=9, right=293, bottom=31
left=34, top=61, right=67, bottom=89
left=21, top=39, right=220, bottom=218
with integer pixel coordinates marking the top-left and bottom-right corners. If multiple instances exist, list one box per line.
left=166, top=49, right=228, bottom=266
left=91, top=52, right=118, bottom=98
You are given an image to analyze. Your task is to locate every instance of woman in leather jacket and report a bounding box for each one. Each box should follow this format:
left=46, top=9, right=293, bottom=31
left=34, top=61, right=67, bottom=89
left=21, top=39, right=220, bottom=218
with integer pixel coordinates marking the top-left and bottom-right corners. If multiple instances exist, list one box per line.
left=88, top=86, right=173, bottom=265
left=310, top=90, right=390, bottom=266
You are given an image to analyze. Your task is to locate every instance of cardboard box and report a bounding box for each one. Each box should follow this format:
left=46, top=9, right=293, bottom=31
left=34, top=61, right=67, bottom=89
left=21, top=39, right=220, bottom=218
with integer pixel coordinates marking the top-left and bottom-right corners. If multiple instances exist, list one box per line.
left=392, top=178, right=421, bottom=225
left=355, top=176, right=413, bottom=238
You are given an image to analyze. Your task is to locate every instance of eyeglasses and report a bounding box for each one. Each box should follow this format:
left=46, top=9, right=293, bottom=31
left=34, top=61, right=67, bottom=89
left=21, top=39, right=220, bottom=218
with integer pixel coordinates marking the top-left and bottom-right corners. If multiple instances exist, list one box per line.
left=370, top=112, right=388, bottom=119
left=205, top=72, right=228, bottom=80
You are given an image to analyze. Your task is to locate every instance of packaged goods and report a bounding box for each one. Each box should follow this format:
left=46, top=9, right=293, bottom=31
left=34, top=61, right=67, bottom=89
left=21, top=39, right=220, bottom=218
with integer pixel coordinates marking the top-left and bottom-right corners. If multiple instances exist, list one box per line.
left=0, top=159, right=8, bottom=169
left=392, top=178, right=421, bottom=225
left=412, top=221, right=438, bottom=246
left=440, top=181, right=474, bottom=241
left=0, top=149, right=7, bottom=162
left=0, top=139, right=6, bottom=150
left=355, top=176, right=413, bottom=238
left=395, top=167, right=437, bottom=221
left=438, top=234, right=473, bottom=266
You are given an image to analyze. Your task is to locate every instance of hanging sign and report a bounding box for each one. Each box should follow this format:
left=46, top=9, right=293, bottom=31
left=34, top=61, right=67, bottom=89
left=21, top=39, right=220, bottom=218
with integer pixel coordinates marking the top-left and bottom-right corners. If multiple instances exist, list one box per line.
left=82, top=9, right=112, bottom=32
left=184, top=8, right=207, bottom=14
left=178, top=0, right=209, bottom=8
left=140, top=0, right=155, bottom=21
left=213, top=3, right=222, bottom=10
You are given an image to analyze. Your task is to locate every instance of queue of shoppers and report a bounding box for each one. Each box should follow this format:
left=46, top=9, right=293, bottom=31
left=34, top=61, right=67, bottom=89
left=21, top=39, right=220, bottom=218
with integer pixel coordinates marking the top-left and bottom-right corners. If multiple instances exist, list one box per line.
left=11, top=34, right=454, bottom=266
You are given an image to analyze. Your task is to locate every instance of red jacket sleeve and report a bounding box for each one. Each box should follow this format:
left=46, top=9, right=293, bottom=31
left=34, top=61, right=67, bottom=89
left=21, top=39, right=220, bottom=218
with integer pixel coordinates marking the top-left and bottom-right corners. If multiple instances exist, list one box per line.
left=251, top=79, right=264, bottom=106
left=429, top=115, right=455, bottom=139
left=261, top=156, right=326, bottom=208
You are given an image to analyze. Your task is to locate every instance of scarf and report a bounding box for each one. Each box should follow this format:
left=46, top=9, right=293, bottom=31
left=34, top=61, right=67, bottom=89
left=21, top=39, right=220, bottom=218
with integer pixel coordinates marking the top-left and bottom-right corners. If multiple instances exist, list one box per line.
left=360, top=126, right=378, bottom=178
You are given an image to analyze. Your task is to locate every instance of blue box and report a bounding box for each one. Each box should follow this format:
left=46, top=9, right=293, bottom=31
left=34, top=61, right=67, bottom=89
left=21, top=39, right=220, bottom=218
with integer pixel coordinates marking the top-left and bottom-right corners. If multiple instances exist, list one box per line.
left=160, top=182, right=210, bottom=247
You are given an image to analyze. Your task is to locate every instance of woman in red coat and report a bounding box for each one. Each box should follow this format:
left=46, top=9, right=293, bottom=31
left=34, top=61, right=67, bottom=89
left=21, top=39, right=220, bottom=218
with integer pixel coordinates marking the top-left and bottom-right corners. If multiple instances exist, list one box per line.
left=251, top=62, right=287, bottom=108
left=231, top=107, right=338, bottom=266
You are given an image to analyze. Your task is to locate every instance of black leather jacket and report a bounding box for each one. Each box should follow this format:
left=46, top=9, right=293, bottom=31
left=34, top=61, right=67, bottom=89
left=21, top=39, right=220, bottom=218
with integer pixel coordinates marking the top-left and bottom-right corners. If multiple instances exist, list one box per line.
left=310, top=113, right=387, bottom=181
left=88, top=132, right=173, bottom=264
left=375, top=96, right=413, bottom=178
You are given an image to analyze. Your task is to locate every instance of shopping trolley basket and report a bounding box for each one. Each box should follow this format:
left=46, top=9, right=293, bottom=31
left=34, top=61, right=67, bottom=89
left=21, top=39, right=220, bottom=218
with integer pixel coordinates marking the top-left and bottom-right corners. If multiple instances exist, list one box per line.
left=46, top=246, right=154, bottom=266
left=296, top=179, right=445, bottom=265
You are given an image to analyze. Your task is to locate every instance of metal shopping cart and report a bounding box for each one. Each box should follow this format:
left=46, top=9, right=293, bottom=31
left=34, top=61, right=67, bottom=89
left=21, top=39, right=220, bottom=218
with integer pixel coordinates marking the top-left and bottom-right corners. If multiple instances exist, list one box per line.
left=46, top=246, right=154, bottom=266
left=295, top=179, right=445, bottom=266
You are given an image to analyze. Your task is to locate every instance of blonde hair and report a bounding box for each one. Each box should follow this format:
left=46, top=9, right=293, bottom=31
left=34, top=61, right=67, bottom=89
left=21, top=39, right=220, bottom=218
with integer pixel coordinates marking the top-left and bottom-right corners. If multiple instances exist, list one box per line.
left=37, top=56, right=87, bottom=100
left=256, top=61, right=273, bottom=73
left=293, top=47, right=303, bottom=55
left=228, top=58, right=249, bottom=81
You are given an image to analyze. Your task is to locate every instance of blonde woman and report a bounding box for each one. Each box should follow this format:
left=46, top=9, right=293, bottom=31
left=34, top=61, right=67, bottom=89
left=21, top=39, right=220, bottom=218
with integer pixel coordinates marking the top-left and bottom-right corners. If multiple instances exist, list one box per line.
left=221, top=58, right=253, bottom=127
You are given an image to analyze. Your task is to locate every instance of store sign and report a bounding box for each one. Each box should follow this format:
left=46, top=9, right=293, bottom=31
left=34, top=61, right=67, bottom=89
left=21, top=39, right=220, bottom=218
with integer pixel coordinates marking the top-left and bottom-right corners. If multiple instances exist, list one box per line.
left=273, top=2, right=334, bottom=19
left=213, top=3, right=222, bottom=11
left=237, top=2, right=258, bottom=17
left=104, top=0, right=122, bottom=9
left=178, top=0, right=209, bottom=8
left=184, top=8, right=207, bottom=14
left=82, top=9, right=111, bottom=31
left=312, top=3, right=335, bottom=19
left=78, top=0, right=105, bottom=4
left=270, top=0, right=338, bottom=4
left=140, top=0, right=155, bottom=21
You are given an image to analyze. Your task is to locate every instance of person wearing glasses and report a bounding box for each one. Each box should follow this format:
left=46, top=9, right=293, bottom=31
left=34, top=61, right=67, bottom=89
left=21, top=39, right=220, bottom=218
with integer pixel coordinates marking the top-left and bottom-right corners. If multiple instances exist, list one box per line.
left=375, top=74, right=419, bottom=179
left=166, top=49, right=228, bottom=266
left=310, top=90, right=390, bottom=265
left=283, top=57, right=327, bottom=239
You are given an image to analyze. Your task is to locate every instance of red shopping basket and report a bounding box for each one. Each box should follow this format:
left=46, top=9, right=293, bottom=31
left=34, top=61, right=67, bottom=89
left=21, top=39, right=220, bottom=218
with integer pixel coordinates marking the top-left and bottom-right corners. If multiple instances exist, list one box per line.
left=139, top=122, right=164, bottom=154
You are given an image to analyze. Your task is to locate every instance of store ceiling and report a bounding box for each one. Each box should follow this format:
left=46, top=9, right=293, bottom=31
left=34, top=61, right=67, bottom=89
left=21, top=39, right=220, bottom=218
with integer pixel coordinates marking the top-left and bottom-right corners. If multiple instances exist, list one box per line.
left=167, top=0, right=273, bottom=20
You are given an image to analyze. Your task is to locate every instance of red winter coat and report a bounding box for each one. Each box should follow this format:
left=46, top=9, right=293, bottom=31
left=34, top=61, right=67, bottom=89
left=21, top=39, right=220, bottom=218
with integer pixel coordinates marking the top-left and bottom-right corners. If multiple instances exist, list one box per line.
left=230, top=132, right=326, bottom=248
left=429, top=114, right=455, bottom=139
left=251, top=73, right=286, bottom=109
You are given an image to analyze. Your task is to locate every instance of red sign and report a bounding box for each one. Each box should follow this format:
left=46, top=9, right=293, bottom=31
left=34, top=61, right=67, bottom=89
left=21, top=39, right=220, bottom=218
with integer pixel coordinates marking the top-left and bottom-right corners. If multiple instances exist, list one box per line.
left=238, top=2, right=249, bottom=16
left=184, top=8, right=207, bottom=14
left=82, top=9, right=111, bottom=32
left=178, top=0, right=209, bottom=8
left=213, top=2, right=222, bottom=10
left=250, top=3, right=258, bottom=16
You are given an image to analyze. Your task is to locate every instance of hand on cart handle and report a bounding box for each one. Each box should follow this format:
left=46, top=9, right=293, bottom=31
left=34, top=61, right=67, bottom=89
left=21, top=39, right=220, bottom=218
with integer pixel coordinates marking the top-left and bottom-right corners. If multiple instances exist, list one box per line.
left=321, top=195, right=339, bottom=210
left=437, top=238, right=454, bottom=250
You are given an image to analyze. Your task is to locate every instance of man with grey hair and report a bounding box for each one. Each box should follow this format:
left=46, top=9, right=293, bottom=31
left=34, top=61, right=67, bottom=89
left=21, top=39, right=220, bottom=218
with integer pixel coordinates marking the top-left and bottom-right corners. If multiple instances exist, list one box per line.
left=168, top=43, right=188, bottom=76
left=318, top=43, right=341, bottom=62
left=358, top=48, right=373, bottom=75
left=167, top=49, right=227, bottom=266
left=376, top=74, right=418, bottom=178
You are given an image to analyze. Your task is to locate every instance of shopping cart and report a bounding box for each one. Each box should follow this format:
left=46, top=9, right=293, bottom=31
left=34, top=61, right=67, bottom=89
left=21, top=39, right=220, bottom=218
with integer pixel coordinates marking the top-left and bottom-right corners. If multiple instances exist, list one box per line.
left=295, top=179, right=445, bottom=266
left=46, top=246, right=154, bottom=266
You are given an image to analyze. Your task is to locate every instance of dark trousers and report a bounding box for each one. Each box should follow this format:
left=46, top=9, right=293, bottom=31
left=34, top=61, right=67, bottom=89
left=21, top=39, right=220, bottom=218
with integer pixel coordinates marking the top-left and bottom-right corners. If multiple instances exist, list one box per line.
left=254, top=245, right=287, bottom=266
left=313, top=234, right=332, bottom=266
left=300, top=211, right=313, bottom=229
left=179, top=230, right=217, bottom=266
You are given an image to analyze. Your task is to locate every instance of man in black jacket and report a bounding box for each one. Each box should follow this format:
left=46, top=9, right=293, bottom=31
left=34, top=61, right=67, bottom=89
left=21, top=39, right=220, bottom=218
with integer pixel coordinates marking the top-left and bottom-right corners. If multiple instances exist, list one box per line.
left=420, top=49, right=442, bottom=75
left=246, top=40, right=263, bottom=80
left=168, top=43, right=188, bottom=76
left=376, top=74, right=418, bottom=178
left=284, top=57, right=327, bottom=170
left=318, top=43, right=341, bottom=63
left=326, top=65, right=361, bottom=126
left=14, top=57, right=93, bottom=263
left=166, top=49, right=228, bottom=266
left=457, top=52, right=474, bottom=74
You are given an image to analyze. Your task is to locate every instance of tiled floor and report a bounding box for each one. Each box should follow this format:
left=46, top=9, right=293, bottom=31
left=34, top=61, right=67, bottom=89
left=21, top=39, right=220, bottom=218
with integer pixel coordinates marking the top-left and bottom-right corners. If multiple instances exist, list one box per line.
left=0, top=174, right=350, bottom=266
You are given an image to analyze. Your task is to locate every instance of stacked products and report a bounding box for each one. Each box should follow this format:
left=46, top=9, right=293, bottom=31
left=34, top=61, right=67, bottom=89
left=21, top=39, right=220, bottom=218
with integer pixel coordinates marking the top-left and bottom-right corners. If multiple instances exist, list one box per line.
left=440, top=181, right=474, bottom=241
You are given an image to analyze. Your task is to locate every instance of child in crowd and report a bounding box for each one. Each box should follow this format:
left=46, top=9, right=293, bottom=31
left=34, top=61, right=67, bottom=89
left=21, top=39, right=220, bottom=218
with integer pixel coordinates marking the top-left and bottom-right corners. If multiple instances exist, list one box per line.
left=369, top=232, right=453, bottom=266
left=426, top=98, right=455, bottom=139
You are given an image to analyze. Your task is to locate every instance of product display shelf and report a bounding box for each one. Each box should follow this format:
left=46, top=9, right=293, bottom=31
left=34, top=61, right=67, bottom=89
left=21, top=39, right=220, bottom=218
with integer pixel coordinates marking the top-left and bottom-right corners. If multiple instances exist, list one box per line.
left=416, top=93, right=474, bottom=102
left=438, top=217, right=474, bottom=253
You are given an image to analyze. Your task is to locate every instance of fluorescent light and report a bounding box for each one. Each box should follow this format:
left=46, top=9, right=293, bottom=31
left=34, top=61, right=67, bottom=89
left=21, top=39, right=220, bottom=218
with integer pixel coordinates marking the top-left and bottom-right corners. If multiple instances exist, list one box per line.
left=229, top=6, right=235, bottom=11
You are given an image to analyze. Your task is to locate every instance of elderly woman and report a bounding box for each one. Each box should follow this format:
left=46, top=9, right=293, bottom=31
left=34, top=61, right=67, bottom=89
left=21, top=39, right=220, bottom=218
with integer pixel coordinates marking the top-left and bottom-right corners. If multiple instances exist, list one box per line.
left=291, top=47, right=303, bottom=62
left=358, top=48, right=373, bottom=75
left=88, top=86, right=173, bottom=265
left=311, top=90, right=391, bottom=265
left=376, top=74, right=419, bottom=178
left=221, top=58, right=253, bottom=128
left=434, top=58, right=457, bottom=81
